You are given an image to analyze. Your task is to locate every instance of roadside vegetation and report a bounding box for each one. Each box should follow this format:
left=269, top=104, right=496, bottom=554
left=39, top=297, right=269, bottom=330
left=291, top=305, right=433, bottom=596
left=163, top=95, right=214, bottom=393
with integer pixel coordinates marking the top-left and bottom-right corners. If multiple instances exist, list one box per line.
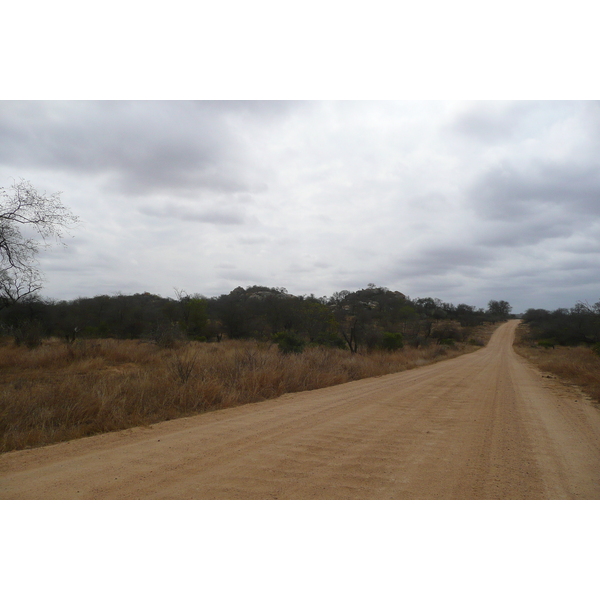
left=0, top=321, right=498, bottom=453
left=514, top=303, right=600, bottom=405
left=0, top=285, right=511, bottom=350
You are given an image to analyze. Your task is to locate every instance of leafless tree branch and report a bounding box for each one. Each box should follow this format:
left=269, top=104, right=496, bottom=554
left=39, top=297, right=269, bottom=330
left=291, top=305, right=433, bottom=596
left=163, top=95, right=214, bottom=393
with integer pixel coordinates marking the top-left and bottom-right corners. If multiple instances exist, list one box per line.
left=0, top=179, right=79, bottom=306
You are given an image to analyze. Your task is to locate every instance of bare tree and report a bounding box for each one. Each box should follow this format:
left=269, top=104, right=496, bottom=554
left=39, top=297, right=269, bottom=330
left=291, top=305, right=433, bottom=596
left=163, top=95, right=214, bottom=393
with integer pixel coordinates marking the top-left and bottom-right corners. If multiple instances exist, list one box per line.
left=0, top=180, right=79, bottom=307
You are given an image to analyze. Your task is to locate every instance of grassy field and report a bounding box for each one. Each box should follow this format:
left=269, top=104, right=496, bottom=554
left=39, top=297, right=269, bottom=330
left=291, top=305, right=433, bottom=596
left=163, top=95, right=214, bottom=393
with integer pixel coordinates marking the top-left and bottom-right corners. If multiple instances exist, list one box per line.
left=0, top=324, right=497, bottom=453
left=514, top=323, right=600, bottom=405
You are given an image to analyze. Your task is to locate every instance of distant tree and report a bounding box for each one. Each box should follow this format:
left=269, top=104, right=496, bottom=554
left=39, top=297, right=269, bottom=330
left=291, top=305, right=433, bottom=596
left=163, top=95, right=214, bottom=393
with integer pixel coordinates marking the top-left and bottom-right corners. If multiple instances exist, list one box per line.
left=175, top=289, right=208, bottom=339
left=298, top=299, right=338, bottom=344
left=329, top=290, right=351, bottom=305
left=522, top=308, right=550, bottom=323
left=0, top=180, right=78, bottom=307
left=487, top=300, right=512, bottom=320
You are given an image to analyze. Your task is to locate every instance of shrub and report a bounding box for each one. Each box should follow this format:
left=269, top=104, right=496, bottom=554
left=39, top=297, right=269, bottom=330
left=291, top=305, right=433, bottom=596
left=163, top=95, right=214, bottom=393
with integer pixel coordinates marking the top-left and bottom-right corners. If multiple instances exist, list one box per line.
left=314, top=332, right=346, bottom=349
left=152, top=323, right=185, bottom=348
left=13, top=321, right=44, bottom=349
left=381, top=332, right=404, bottom=351
left=432, top=325, right=462, bottom=342
left=168, top=348, right=198, bottom=383
left=537, top=339, right=556, bottom=349
left=410, top=336, right=430, bottom=349
left=273, top=331, right=305, bottom=354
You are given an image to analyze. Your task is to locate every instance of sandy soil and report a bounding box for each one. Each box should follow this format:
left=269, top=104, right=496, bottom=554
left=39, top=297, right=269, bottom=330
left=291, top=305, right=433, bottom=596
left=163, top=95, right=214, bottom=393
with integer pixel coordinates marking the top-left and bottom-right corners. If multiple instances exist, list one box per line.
left=1, top=320, right=599, bottom=499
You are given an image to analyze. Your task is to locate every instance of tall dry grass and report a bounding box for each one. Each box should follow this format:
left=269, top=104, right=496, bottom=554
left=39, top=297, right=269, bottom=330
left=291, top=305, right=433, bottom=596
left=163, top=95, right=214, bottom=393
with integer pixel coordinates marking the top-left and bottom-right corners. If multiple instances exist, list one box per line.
left=0, top=324, right=497, bottom=453
left=514, top=324, right=600, bottom=405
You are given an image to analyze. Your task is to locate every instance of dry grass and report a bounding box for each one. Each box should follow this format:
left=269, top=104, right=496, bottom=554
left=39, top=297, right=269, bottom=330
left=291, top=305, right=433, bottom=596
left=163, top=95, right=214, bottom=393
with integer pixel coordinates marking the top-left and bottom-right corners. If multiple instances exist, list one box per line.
left=0, top=324, right=498, bottom=453
left=514, top=324, right=600, bottom=405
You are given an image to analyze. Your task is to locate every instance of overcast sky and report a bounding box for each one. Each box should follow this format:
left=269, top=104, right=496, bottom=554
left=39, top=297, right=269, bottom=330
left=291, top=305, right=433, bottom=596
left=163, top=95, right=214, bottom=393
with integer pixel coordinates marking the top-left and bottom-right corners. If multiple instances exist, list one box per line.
left=1, top=100, right=599, bottom=313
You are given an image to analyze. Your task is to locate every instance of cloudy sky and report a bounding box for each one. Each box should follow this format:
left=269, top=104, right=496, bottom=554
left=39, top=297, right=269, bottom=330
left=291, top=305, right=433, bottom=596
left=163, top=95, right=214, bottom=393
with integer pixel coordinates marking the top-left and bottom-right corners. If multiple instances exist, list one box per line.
left=1, top=100, right=599, bottom=313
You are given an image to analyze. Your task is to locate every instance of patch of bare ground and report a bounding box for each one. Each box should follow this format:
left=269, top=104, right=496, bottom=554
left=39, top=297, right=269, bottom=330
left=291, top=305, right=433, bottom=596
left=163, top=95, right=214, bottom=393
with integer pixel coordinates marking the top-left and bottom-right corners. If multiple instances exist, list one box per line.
left=0, top=323, right=497, bottom=453
left=514, top=323, right=600, bottom=406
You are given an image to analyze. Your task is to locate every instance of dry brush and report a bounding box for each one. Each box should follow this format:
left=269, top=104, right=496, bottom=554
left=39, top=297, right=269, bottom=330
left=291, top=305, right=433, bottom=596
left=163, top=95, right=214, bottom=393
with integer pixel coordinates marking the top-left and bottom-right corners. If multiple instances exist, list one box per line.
left=514, top=324, right=600, bottom=405
left=0, top=324, right=497, bottom=453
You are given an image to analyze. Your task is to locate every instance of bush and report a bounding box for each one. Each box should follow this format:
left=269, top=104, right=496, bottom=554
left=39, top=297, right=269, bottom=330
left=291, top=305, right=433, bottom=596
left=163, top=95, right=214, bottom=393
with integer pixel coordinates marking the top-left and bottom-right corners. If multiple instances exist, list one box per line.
left=537, top=339, right=556, bottom=349
left=314, top=332, right=346, bottom=349
left=592, top=342, right=600, bottom=357
left=381, top=332, right=404, bottom=351
left=273, top=331, right=305, bottom=354
left=13, top=321, right=44, bottom=349
left=432, top=325, right=462, bottom=342
left=410, top=336, right=431, bottom=349
left=168, top=348, right=198, bottom=383
left=152, top=323, right=185, bottom=348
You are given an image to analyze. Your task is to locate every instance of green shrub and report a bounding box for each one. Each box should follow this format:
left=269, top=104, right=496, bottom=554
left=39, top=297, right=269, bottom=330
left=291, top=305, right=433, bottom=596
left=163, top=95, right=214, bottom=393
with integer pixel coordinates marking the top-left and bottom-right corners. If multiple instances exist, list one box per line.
left=314, top=332, right=346, bottom=349
left=381, top=332, right=404, bottom=351
left=538, top=339, right=556, bottom=349
left=273, top=331, right=305, bottom=354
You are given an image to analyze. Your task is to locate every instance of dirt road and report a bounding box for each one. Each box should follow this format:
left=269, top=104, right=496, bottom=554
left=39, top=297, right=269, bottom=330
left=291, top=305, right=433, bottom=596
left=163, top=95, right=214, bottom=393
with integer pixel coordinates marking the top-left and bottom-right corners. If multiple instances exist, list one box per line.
left=1, top=320, right=599, bottom=499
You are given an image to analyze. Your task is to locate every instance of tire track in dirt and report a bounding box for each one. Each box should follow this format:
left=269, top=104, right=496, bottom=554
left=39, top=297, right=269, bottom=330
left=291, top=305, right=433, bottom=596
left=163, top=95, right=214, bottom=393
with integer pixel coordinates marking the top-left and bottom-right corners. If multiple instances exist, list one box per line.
left=1, top=320, right=599, bottom=499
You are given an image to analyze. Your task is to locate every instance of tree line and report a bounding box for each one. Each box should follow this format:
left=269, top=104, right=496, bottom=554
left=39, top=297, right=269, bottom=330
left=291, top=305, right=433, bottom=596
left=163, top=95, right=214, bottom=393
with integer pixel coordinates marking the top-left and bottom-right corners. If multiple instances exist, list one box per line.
left=0, top=283, right=514, bottom=352
left=522, top=301, right=600, bottom=351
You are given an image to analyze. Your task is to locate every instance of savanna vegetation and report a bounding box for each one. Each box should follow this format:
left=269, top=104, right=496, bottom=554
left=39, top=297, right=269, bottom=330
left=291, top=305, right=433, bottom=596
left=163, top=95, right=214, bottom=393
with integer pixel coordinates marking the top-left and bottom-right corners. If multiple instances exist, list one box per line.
left=0, top=285, right=510, bottom=351
left=515, top=301, right=600, bottom=405
left=0, top=285, right=504, bottom=453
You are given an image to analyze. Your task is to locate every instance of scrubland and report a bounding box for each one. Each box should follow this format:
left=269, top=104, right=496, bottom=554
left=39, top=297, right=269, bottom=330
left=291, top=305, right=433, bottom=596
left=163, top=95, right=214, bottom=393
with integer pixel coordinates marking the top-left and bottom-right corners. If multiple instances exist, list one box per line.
left=0, top=324, right=496, bottom=453
left=514, top=324, right=600, bottom=405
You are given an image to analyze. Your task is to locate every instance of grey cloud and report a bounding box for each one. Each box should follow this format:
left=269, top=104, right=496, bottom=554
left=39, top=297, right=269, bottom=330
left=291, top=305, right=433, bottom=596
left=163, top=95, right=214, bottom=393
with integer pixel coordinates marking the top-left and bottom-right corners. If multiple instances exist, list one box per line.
left=239, top=235, right=268, bottom=245
left=556, top=237, right=600, bottom=254
left=205, top=100, right=308, bottom=121
left=474, top=216, right=574, bottom=249
left=287, top=260, right=331, bottom=274
left=555, top=256, right=600, bottom=271
left=287, top=264, right=313, bottom=274
left=468, top=160, right=600, bottom=222
left=450, top=102, right=529, bottom=142
left=0, top=101, right=274, bottom=196
left=140, top=202, right=246, bottom=225
left=448, top=101, right=575, bottom=144
left=392, top=244, right=495, bottom=278
left=215, top=268, right=265, bottom=283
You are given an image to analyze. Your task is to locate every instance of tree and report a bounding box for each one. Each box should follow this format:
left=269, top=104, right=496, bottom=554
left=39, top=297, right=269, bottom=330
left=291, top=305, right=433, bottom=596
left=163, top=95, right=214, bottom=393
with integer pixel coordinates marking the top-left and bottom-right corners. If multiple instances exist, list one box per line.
left=487, top=300, right=512, bottom=320
left=0, top=180, right=78, bottom=306
left=174, top=289, right=208, bottom=339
